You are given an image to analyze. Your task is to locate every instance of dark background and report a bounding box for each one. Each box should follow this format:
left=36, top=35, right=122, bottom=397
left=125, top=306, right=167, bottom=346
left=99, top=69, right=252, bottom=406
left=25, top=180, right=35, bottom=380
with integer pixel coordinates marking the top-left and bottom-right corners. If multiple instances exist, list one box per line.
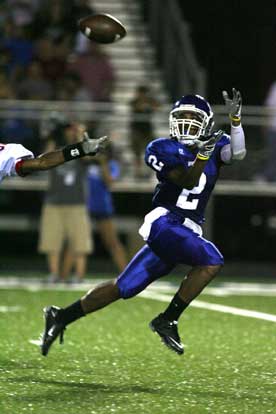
left=178, top=0, right=276, bottom=104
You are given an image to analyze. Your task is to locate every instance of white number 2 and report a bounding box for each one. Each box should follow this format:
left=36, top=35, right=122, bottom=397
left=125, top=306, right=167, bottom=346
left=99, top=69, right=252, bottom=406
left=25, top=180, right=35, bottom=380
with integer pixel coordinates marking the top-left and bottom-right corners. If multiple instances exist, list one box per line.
left=147, top=155, right=164, bottom=171
left=176, top=173, right=207, bottom=210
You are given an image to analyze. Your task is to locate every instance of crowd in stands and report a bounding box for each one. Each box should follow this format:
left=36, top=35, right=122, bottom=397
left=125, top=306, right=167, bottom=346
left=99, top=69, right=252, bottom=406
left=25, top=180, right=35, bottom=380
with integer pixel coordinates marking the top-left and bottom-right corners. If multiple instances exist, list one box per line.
left=0, top=0, right=115, bottom=153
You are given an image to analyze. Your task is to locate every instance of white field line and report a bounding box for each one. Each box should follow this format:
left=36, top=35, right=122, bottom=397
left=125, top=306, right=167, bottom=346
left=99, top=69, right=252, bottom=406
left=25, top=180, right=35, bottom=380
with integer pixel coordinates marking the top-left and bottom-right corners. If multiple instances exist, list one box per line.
left=2, top=277, right=276, bottom=297
left=0, top=306, right=21, bottom=312
left=1, top=278, right=276, bottom=322
left=150, top=283, right=276, bottom=297
left=140, top=290, right=276, bottom=323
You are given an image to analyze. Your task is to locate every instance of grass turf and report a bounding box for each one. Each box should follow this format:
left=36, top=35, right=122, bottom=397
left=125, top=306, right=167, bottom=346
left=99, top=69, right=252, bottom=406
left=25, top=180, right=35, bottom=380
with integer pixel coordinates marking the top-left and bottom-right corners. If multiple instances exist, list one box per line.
left=0, top=283, right=276, bottom=414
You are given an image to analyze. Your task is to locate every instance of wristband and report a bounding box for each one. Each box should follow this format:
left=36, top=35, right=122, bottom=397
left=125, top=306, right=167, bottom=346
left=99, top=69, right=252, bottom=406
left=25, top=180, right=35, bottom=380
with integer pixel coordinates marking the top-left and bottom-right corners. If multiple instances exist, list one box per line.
left=229, top=115, right=241, bottom=122
left=197, top=153, right=209, bottom=161
left=62, top=142, right=85, bottom=161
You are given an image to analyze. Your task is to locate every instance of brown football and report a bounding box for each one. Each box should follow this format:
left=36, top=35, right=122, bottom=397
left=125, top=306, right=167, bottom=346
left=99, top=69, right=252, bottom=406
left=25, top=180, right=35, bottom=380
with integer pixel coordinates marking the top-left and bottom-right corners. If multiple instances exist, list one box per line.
left=78, top=13, right=126, bottom=44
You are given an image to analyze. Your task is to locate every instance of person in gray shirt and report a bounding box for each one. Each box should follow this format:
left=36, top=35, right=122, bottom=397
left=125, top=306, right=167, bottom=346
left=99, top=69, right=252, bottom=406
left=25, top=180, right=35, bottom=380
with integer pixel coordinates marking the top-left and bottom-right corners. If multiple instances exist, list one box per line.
left=38, top=121, right=95, bottom=283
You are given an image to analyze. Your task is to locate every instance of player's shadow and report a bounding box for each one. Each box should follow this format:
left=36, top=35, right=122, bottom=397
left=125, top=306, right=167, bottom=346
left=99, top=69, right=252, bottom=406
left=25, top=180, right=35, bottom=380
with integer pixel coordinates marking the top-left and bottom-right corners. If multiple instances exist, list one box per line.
left=5, top=377, right=161, bottom=399
left=5, top=377, right=276, bottom=407
left=39, top=378, right=161, bottom=394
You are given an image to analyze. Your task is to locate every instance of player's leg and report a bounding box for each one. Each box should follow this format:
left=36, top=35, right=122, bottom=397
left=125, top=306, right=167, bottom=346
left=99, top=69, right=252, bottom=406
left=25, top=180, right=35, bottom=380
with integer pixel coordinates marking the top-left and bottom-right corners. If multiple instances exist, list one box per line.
left=72, top=244, right=173, bottom=314
left=174, top=264, right=221, bottom=304
left=148, top=216, right=223, bottom=354
left=40, top=244, right=174, bottom=356
left=156, top=263, right=221, bottom=322
left=97, top=218, right=128, bottom=272
left=162, top=233, right=223, bottom=317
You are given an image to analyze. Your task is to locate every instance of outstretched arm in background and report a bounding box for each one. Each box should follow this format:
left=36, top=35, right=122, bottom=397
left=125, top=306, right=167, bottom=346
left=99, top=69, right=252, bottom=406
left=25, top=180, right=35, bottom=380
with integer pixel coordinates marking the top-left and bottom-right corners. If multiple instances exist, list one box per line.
left=17, top=134, right=109, bottom=176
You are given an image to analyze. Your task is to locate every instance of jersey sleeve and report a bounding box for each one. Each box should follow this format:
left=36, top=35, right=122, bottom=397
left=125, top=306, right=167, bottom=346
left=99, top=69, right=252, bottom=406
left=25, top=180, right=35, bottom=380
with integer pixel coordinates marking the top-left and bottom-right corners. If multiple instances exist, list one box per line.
left=145, top=139, right=190, bottom=180
left=0, top=143, right=34, bottom=178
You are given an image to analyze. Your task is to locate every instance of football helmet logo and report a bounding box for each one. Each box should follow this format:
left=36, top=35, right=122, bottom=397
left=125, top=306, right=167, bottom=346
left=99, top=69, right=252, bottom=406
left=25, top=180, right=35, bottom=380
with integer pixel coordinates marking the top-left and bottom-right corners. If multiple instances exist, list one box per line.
left=169, top=95, right=214, bottom=145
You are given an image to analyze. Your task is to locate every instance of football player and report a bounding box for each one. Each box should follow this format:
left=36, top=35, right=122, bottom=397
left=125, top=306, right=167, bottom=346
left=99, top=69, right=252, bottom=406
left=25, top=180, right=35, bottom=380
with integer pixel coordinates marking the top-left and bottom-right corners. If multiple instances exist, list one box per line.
left=0, top=132, right=108, bottom=181
left=40, top=89, right=246, bottom=356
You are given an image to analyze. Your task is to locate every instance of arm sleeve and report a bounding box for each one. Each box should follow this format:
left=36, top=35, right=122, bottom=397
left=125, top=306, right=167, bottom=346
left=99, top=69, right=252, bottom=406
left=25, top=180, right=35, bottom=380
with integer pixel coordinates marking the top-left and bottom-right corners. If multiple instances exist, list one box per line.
left=220, top=124, right=246, bottom=163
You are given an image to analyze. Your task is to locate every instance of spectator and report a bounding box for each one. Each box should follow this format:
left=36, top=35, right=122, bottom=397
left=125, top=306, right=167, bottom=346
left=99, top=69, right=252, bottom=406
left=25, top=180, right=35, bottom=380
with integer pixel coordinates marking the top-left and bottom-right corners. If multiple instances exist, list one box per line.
left=17, top=60, right=53, bottom=100
left=31, top=0, right=72, bottom=41
left=129, top=85, right=160, bottom=178
left=38, top=120, right=93, bottom=283
left=87, top=145, right=128, bottom=273
left=0, top=69, right=39, bottom=152
left=1, top=19, right=33, bottom=80
left=56, top=71, right=91, bottom=102
left=68, top=42, right=115, bottom=102
left=34, top=36, right=68, bottom=85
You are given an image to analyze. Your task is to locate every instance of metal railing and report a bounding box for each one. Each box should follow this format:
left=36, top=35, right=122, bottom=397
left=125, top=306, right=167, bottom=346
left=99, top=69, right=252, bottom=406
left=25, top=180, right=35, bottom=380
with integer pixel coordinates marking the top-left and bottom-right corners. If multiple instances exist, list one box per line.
left=0, top=99, right=274, bottom=181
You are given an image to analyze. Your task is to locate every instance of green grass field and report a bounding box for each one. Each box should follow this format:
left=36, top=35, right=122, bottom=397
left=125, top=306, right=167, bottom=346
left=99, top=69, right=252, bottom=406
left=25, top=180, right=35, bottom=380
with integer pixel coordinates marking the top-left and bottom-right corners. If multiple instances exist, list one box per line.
left=0, top=276, right=276, bottom=414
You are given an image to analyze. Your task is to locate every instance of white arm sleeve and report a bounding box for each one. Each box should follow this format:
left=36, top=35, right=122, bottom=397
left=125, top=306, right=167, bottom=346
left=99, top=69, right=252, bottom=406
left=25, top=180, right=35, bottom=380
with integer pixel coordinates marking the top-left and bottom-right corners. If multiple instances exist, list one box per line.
left=220, top=124, right=246, bottom=163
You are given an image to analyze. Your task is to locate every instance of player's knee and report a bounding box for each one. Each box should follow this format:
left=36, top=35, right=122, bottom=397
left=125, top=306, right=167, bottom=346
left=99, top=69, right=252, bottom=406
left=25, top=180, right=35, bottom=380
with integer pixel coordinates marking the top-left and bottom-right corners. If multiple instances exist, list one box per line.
left=203, top=264, right=222, bottom=279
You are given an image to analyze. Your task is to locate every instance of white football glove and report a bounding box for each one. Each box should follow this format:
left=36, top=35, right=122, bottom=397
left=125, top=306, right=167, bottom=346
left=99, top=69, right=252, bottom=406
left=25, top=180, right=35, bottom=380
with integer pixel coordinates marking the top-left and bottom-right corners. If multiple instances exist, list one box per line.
left=81, top=132, right=109, bottom=155
left=196, top=130, right=225, bottom=160
left=222, top=88, right=242, bottom=122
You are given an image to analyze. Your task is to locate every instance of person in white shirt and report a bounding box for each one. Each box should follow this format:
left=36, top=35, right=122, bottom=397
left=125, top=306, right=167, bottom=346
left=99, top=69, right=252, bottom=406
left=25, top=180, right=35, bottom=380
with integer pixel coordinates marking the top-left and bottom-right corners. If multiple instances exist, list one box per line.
left=0, top=134, right=108, bottom=182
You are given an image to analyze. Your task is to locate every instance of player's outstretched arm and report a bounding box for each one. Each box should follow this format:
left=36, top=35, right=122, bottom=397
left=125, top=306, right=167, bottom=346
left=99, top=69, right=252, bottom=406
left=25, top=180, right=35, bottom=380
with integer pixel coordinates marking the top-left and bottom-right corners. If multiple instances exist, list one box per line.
left=222, top=88, right=246, bottom=161
left=18, top=134, right=109, bottom=176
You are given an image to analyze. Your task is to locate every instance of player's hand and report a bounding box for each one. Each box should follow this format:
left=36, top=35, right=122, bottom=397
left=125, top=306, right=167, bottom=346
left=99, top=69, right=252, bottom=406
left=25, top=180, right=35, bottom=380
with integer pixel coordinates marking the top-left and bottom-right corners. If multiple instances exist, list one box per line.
left=196, top=130, right=224, bottom=160
left=222, top=88, right=242, bottom=123
left=81, top=133, right=109, bottom=155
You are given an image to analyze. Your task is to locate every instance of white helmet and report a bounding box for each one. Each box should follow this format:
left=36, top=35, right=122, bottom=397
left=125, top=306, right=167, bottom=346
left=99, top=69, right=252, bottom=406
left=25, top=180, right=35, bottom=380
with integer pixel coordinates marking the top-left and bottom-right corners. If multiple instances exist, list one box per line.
left=169, top=94, right=214, bottom=146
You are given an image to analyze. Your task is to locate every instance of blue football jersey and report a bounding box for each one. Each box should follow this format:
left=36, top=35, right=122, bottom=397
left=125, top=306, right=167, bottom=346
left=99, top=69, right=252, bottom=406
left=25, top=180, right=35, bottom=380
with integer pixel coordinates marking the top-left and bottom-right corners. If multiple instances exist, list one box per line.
left=145, top=136, right=230, bottom=224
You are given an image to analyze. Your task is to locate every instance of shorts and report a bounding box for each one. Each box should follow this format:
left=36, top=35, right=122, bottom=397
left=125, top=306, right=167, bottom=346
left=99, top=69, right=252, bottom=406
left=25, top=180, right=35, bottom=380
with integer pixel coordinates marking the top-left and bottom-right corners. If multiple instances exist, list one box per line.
left=38, top=204, right=93, bottom=254
left=117, top=210, right=224, bottom=299
left=147, top=213, right=224, bottom=267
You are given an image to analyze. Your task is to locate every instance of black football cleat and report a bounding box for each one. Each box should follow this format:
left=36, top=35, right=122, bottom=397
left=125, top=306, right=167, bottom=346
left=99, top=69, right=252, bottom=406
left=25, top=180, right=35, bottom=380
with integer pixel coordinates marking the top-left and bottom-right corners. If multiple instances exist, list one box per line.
left=149, top=313, right=184, bottom=355
left=40, top=306, right=66, bottom=356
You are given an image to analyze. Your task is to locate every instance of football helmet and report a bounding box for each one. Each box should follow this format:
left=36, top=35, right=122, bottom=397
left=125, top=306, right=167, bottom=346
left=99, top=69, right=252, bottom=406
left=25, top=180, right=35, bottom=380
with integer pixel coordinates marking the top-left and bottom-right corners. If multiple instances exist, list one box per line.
left=169, top=94, right=214, bottom=145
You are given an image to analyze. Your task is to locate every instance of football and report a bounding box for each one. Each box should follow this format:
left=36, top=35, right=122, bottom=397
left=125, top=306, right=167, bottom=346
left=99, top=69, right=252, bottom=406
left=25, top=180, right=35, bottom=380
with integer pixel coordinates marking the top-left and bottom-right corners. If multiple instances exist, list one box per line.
left=78, top=13, right=127, bottom=44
